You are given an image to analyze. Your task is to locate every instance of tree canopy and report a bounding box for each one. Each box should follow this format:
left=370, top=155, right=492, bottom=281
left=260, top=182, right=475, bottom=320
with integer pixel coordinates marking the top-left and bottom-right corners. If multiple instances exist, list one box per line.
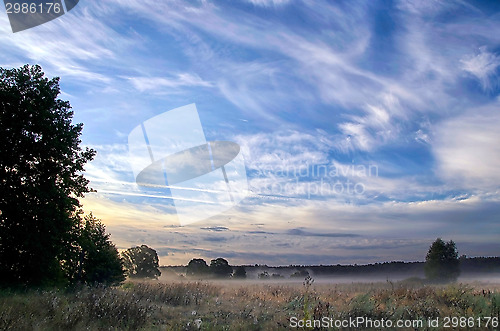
left=210, top=258, right=232, bottom=278
left=122, top=245, right=161, bottom=279
left=424, top=238, right=460, bottom=283
left=65, top=213, right=125, bottom=286
left=186, top=258, right=209, bottom=276
left=233, top=266, right=246, bottom=279
left=0, top=65, right=122, bottom=287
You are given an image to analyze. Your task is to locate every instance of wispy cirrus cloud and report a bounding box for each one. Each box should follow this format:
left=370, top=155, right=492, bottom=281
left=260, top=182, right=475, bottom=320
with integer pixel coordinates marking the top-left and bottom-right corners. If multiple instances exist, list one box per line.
left=0, top=4, right=136, bottom=84
left=244, top=0, right=290, bottom=7
left=461, top=47, right=500, bottom=91
left=126, top=73, right=214, bottom=93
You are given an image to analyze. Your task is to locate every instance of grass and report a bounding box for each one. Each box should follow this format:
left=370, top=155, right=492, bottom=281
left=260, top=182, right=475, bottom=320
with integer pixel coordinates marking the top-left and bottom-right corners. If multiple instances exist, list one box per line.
left=0, top=279, right=499, bottom=330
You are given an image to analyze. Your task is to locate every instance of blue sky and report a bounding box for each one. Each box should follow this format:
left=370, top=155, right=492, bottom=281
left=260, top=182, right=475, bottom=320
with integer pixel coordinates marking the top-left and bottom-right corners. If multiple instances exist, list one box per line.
left=1, top=0, right=499, bottom=266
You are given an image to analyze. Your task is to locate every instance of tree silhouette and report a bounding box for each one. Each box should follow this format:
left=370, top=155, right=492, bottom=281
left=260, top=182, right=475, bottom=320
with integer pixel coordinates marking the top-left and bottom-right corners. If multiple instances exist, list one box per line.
left=210, top=258, right=232, bottom=278
left=0, top=65, right=95, bottom=287
left=64, top=213, right=125, bottom=285
left=186, top=258, right=209, bottom=276
left=233, top=266, right=246, bottom=279
left=122, top=245, right=161, bottom=279
left=425, top=238, right=460, bottom=283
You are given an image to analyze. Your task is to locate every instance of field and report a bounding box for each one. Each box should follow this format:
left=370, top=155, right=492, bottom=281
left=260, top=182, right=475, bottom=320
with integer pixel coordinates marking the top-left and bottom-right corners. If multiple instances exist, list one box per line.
left=1, top=278, right=499, bottom=330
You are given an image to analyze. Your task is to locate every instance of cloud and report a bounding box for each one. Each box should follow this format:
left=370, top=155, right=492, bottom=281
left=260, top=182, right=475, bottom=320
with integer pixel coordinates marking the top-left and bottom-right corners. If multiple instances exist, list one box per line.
left=234, top=130, right=331, bottom=174
left=126, top=73, right=214, bottom=93
left=415, top=129, right=431, bottom=144
left=232, top=129, right=441, bottom=203
left=245, top=0, right=290, bottom=7
left=0, top=3, right=136, bottom=84
left=201, top=226, right=229, bottom=232
left=461, top=47, right=500, bottom=91
left=433, top=103, right=500, bottom=190
left=203, top=236, right=229, bottom=242
left=286, top=228, right=360, bottom=238
left=216, top=61, right=299, bottom=122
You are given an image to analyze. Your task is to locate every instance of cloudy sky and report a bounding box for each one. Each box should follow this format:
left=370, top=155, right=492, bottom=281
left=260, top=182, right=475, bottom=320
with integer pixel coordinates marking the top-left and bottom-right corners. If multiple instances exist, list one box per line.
left=1, top=0, right=499, bottom=266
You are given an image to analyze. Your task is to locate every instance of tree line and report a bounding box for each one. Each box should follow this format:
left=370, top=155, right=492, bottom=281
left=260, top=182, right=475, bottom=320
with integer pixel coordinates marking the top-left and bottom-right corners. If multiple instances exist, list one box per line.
left=182, top=239, right=476, bottom=283
left=186, top=257, right=246, bottom=278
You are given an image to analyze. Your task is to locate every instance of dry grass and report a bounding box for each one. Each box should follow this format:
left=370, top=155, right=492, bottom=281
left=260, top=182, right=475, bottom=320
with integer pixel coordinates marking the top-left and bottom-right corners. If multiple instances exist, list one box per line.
left=0, top=279, right=499, bottom=330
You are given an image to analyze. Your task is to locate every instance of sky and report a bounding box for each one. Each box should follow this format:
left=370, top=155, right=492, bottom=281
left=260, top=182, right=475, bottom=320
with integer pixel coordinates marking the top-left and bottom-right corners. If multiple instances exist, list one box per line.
left=1, top=0, right=499, bottom=266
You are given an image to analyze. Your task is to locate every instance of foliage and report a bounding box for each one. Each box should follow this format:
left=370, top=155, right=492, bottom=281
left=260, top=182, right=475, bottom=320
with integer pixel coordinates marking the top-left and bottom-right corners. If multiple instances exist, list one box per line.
left=186, top=258, right=209, bottom=277
left=64, top=213, right=125, bottom=286
left=425, top=238, right=461, bottom=283
left=0, top=65, right=95, bottom=287
left=122, top=245, right=161, bottom=279
left=210, top=258, right=232, bottom=278
left=233, top=266, right=247, bottom=279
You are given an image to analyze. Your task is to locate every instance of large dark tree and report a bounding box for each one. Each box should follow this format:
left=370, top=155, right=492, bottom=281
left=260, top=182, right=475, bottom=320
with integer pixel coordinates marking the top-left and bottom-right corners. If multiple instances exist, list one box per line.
left=0, top=65, right=95, bottom=287
left=122, top=245, right=161, bottom=279
left=210, top=258, right=232, bottom=278
left=186, top=258, right=209, bottom=277
left=424, top=238, right=460, bottom=283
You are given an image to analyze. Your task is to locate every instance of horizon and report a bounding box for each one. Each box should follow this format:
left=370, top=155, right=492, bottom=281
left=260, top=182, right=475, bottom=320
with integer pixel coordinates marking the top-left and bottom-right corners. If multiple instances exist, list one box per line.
left=158, top=253, right=500, bottom=268
left=1, top=0, right=499, bottom=266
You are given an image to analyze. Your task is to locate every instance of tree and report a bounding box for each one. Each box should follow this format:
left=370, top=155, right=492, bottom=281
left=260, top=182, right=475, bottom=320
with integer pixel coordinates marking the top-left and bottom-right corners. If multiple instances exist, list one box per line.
left=186, top=258, right=209, bottom=277
left=122, top=245, right=161, bottom=279
left=210, top=258, right=232, bottom=278
left=233, top=266, right=246, bottom=279
left=64, top=213, right=125, bottom=286
left=425, top=238, right=460, bottom=283
left=0, top=65, right=95, bottom=287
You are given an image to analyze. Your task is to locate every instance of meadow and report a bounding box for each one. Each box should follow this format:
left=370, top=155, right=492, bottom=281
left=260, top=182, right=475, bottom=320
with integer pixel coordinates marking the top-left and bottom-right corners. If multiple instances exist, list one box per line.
left=0, top=277, right=499, bottom=330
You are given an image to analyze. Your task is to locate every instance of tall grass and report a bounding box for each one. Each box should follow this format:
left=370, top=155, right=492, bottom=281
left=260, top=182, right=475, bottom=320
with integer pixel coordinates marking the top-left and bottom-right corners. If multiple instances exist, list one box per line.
left=0, top=280, right=498, bottom=330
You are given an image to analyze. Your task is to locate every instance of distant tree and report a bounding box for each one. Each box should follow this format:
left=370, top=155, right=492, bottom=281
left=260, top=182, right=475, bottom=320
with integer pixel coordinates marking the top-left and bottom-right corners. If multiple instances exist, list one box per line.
left=122, top=245, right=161, bottom=279
left=233, top=266, right=247, bottom=279
left=210, top=258, right=232, bottom=278
left=186, top=258, right=209, bottom=276
left=64, top=213, right=125, bottom=285
left=0, top=65, right=95, bottom=287
left=425, top=238, right=460, bottom=283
